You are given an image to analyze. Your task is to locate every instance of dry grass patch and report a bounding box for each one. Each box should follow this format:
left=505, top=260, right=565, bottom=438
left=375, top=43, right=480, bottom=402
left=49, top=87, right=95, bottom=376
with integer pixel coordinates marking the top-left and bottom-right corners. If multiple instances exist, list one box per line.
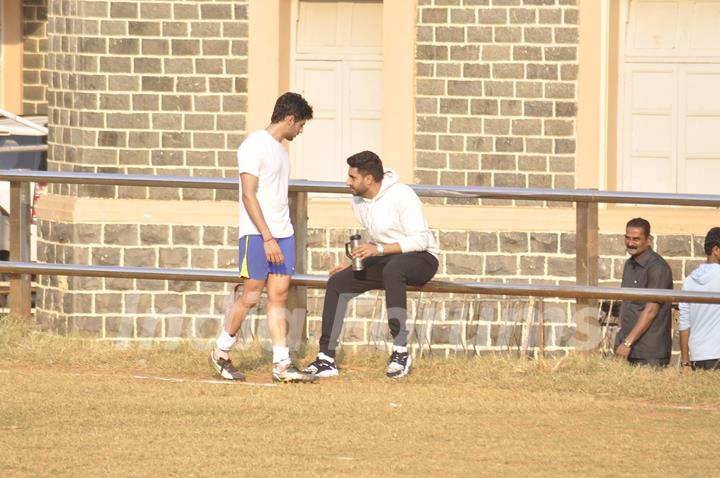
left=2, top=316, right=720, bottom=477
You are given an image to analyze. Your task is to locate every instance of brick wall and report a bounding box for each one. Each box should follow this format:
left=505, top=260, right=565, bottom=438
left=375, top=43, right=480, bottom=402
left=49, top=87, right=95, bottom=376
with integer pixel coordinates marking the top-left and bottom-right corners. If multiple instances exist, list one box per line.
left=415, top=0, right=578, bottom=206
left=23, top=0, right=48, bottom=115
left=304, top=226, right=705, bottom=356
left=45, top=0, right=248, bottom=193
left=37, top=0, right=249, bottom=335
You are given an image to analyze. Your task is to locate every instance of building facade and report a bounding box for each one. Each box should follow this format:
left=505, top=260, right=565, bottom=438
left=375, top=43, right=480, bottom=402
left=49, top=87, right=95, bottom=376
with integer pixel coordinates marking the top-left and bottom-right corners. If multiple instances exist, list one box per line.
left=2, top=0, right=719, bottom=356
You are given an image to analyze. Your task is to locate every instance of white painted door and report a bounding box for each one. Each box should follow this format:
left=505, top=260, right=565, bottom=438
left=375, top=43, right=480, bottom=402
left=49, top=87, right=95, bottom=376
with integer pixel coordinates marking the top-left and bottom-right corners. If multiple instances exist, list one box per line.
left=291, top=0, right=383, bottom=183
left=618, top=0, right=720, bottom=194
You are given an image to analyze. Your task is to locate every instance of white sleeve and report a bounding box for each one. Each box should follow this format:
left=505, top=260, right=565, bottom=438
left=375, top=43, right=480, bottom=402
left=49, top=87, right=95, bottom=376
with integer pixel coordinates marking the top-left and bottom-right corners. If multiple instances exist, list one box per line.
left=678, top=280, right=690, bottom=331
left=397, top=188, right=431, bottom=253
left=238, top=139, right=260, bottom=177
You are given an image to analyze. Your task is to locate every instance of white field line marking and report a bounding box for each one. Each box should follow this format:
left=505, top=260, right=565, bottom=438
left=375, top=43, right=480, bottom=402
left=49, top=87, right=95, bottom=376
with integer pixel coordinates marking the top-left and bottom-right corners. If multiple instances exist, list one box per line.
left=0, top=368, right=276, bottom=387
left=132, top=374, right=277, bottom=387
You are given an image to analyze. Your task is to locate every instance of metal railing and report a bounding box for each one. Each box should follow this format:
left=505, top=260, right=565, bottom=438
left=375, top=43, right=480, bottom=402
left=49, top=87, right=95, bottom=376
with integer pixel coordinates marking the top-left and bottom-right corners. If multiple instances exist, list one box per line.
left=1, top=169, right=720, bottom=346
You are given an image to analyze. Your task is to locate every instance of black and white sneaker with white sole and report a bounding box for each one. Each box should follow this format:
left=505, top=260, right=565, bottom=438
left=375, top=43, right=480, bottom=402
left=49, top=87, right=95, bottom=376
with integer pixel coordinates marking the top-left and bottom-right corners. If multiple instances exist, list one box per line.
left=208, top=351, right=246, bottom=381
left=302, top=357, right=339, bottom=378
left=386, top=351, right=412, bottom=378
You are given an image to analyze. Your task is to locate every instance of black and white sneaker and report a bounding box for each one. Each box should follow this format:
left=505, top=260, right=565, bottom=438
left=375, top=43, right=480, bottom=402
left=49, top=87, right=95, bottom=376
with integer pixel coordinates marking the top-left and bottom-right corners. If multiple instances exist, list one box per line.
left=303, top=357, right=339, bottom=378
left=386, top=351, right=412, bottom=378
left=208, top=351, right=246, bottom=381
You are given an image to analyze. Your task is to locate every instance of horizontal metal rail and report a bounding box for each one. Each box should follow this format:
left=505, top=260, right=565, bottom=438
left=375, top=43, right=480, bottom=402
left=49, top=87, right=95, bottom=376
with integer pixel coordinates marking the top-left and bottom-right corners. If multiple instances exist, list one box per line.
left=2, top=169, right=720, bottom=206
left=1, top=261, right=719, bottom=304
left=0, top=145, right=48, bottom=154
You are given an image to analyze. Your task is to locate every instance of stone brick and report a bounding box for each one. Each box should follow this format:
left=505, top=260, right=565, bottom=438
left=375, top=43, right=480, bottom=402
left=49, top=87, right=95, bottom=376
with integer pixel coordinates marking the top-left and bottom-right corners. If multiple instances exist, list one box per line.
left=555, top=102, right=577, bottom=117
left=547, top=257, right=575, bottom=277
left=564, top=9, right=579, bottom=25
left=482, top=154, right=516, bottom=170
left=530, top=233, right=558, bottom=253
left=69, top=316, right=102, bottom=336
left=450, top=45, right=480, bottom=61
left=466, top=136, right=493, bottom=152
left=555, top=27, right=579, bottom=44
left=467, top=26, right=493, bottom=43
left=159, top=248, right=189, bottom=268
left=515, top=81, right=544, bottom=98
left=528, top=174, right=552, bottom=188
left=478, top=8, right=507, bottom=24
left=440, top=99, right=468, bottom=115
left=105, top=224, right=138, bottom=246
left=512, top=119, right=542, bottom=135
left=448, top=153, right=479, bottom=169
left=486, top=255, right=517, bottom=275
left=546, top=83, right=575, bottom=99
left=471, top=99, right=498, bottom=115
left=154, top=294, right=184, bottom=314
left=527, top=64, right=558, bottom=80
left=417, top=152, right=447, bottom=169
left=417, top=116, right=448, bottom=133
left=520, top=256, right=545, bottom=275
left=417, top=45, right=448, bottom=61
left=436, top=26, right=465, bottom=43
left=485, top=118, right=510, bottom=135
left=165, top=317, right=192, bottom=338
left=544, top=120, right=574, bottom=136
left=523, top=27, right=553, bottom=45
left=129, top=21, right=160, bottom=36
left=484, top=81, right=513, bottom=97
left=421, top=7, right=448, bottom=23
left=440, top=171, right=466, bottom=186
left=416, top=134, right=438, bottom=150
left=186, top=294, right=212, bottom=315
left=553, top=174, right=574, bottom=189
left=493, top=63, right=524, bottom=79
left=545, top=46, right=577, bottom=62
left=417, top=79, right=445, bottom=96
left=519, top=155, right=547, bottom=171
left=172, top=226, right=200, bottom=246
left=499, top=232, right=528, bottom=253
left=440, top=232, right=467, bottom=251
left=448, top=80, right=483, bottom=97
left=510, top=8, right=536, bottom=24
left=439, top=136, right=465, bottom=151
left=656, top=236, right=692, bottom=257
left=92, top=247, right=121, bottom=266
left=482, top=45, right=510, bottom=61
left=495, top=137, right=524, bottom=152
left=447, top=253, right=482, bottom=275
left=469, top=232, right=498, bottom=252
left=110, top=2, right=138, bottom=19
left=495, top=27, right=522, bottom=43
left=450, top=117, right=482, bottom=133
left=561, top=64, right=578, bottom=81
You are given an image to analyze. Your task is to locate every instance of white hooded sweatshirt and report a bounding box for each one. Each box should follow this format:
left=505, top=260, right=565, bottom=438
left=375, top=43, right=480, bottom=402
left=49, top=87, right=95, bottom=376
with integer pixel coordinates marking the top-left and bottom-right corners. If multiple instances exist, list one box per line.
left=351, top=169, right=439, bottom=258
left=679, top=263, right=720, bottom=361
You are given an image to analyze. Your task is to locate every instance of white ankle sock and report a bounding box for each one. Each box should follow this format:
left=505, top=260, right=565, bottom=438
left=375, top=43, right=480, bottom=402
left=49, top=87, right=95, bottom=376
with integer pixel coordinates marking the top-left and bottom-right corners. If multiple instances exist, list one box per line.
left=393, top=345, right=408, bottom=353
left=318, top=352, right=335, bottom=363
left=272, top=346, right=290, bottom=364
left=216, top=330, right=237, bottom=352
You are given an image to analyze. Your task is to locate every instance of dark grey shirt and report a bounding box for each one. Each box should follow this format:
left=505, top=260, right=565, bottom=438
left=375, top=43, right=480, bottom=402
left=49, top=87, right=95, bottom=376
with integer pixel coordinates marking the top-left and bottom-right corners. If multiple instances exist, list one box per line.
left=617, top=248, right=673, bottom=360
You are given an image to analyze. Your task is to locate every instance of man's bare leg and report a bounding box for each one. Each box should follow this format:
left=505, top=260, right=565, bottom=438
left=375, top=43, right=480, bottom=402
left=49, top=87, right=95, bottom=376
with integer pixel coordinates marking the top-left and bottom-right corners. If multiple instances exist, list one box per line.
left=213, top=279, right=265, bottom=360
left=266, top=273, right=315, bottom=382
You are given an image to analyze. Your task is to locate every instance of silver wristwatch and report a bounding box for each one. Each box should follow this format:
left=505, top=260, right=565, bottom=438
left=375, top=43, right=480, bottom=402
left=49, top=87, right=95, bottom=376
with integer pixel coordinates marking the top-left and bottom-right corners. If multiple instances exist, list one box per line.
left=376, top=243, right=384, bottom=256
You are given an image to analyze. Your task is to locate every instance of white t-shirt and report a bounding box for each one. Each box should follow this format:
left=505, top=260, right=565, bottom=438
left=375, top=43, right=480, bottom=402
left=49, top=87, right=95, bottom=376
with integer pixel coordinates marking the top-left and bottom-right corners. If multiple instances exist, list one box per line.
left=237, top=130, right=293, bottom=238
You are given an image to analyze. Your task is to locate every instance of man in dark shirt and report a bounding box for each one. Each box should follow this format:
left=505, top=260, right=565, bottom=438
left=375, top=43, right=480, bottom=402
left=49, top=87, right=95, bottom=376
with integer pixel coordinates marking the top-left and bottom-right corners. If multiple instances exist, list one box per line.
left=615, top=217, right=673, bottom=366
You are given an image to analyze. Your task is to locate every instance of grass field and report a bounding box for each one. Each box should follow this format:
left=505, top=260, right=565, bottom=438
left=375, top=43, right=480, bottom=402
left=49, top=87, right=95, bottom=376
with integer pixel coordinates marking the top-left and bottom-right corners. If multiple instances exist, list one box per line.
left=2, top=316, right=720, bottom=477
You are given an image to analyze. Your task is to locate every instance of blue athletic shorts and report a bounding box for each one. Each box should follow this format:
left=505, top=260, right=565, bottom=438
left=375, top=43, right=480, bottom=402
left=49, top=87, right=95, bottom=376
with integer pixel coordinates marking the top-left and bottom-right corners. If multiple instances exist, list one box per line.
left=238, top=235, right=295, bottom=279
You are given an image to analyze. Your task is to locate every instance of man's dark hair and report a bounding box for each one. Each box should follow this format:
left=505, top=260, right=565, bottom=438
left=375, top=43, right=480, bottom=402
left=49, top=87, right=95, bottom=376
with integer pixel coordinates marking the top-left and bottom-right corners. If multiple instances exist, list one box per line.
left=626, top=217, right=651, bottom=237
left=346, top=150, right=384, bottom=182
left=270, top=92, right=314, bottom=123
left=704, top=227, right=720, bottom=255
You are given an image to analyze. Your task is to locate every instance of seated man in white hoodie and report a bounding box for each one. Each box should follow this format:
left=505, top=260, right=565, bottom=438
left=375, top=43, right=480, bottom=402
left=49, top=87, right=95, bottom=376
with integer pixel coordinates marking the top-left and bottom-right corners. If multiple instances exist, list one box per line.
left=304, top=150, right=439, bottom=378
left=679, top=226, right=720, bottom=371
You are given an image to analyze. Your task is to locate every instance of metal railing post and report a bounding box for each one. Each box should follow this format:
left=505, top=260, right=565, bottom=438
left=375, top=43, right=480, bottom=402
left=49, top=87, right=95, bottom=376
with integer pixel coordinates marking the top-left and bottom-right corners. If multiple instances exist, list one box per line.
left=288, top=191, right=308, bottom=346
left=575, top=196, right=599, bottom=352
left=9, top=180, right=32, bottom=317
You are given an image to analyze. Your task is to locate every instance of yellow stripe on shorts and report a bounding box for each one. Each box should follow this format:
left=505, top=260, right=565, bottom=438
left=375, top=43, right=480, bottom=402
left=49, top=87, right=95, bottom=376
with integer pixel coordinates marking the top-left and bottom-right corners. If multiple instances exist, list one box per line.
left=239, top=236, right=250, bottom=279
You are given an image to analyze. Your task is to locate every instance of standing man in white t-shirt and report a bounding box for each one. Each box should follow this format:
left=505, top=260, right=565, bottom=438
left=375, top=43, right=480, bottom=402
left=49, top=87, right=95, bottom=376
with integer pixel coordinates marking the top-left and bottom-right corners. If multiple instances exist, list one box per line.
left=209, top=92, right=315, bottom=383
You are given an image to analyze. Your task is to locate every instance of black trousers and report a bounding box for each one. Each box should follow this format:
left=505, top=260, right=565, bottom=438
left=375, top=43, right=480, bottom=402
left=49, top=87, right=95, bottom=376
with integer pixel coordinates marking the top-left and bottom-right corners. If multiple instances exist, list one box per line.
left=319, top=252, right=439, bottom=357
left=691, top=358, right=720, bottom=370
